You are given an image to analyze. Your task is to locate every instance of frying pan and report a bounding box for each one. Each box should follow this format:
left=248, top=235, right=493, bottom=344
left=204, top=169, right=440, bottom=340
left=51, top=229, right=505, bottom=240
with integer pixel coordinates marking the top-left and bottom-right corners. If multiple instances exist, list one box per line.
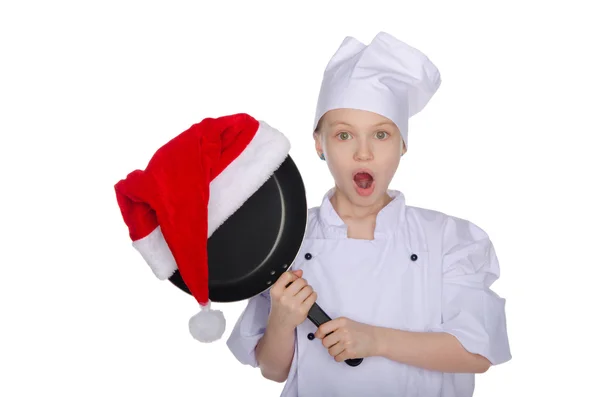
left=169, top=154, right=363, bottom=367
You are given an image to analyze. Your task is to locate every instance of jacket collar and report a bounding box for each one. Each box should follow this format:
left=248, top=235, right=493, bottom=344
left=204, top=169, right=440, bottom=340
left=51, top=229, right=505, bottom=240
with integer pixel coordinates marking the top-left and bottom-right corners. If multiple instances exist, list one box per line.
left=317, top=188, right=408, bottom=240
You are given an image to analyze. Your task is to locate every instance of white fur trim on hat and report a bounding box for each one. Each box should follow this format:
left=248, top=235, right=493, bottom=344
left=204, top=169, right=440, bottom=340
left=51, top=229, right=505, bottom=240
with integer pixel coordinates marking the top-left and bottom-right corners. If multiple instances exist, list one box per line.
left=132, top=225, right=177, bottom=280
left=207, top=120, right=290, bottom=237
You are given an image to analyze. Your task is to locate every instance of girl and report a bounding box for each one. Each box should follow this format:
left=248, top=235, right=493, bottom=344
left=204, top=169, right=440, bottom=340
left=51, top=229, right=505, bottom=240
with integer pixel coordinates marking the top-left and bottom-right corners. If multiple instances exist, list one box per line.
left=227, top=31, right=511, bottom=397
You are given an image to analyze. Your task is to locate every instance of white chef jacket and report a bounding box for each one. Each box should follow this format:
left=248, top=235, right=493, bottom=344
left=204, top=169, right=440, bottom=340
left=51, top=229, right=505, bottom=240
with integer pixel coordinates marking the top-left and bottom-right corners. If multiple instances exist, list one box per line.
left=227, top=189, right=511, bottom=397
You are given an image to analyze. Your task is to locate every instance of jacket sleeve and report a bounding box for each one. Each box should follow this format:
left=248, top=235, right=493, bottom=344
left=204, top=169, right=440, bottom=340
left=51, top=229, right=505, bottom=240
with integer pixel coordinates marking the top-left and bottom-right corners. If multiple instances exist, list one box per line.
left=440, top=216, right=512, bottom=365
left=226, top=290, right=271, bottom=367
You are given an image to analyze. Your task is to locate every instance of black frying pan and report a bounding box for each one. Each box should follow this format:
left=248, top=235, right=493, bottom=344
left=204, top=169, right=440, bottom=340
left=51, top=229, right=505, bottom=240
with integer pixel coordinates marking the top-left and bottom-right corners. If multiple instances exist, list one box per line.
left=169, top=155, right=363, bottom=367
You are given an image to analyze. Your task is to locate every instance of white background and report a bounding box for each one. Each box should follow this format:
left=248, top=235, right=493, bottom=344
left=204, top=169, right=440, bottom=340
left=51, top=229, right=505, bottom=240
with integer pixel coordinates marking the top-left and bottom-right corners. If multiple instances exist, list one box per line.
left=1, top=1, right=598, bottom=396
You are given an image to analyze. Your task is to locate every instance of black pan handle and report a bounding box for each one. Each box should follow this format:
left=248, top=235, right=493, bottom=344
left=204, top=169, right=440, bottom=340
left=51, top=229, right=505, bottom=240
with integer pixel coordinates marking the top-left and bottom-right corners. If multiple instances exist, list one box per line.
left=307, top=303, right=363, bottom=367
left=284, top=280, right=363, bottom=366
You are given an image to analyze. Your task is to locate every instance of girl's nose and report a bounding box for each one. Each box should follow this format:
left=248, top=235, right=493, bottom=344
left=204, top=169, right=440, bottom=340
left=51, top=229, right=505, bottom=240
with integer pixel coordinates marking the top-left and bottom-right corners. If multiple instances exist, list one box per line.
left=354, top=142, right=374, bottom=161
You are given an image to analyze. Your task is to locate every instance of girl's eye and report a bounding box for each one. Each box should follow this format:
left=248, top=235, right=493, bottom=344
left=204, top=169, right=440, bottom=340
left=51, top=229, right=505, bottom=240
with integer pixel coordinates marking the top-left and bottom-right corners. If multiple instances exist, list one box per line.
left=375, top=131, right=389, bottom=139
left=338, top=131, right=351, bottom=140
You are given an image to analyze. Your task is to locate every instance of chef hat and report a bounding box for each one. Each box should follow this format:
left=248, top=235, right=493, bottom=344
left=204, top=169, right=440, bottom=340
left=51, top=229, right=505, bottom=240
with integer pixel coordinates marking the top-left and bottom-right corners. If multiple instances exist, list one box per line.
left=114, top=113, right=290, bottom=343
left=313, top=31, right=442, bottom=152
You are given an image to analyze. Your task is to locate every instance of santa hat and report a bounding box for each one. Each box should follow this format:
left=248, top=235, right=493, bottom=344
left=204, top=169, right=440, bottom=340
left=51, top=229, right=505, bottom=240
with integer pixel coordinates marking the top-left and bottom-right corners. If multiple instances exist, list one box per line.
left=114, top=113, right=290, bottom=342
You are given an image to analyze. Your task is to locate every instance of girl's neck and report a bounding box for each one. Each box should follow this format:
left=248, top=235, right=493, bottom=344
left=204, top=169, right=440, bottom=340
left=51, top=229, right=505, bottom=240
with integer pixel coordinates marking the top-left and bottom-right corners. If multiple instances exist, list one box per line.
left=329, top=186, right=392, bottom=222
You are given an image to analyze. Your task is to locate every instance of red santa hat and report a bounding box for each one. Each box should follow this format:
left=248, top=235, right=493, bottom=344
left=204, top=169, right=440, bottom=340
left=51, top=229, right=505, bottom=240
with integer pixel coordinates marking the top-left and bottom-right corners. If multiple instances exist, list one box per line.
left=114, top=113, right=290, bottom=343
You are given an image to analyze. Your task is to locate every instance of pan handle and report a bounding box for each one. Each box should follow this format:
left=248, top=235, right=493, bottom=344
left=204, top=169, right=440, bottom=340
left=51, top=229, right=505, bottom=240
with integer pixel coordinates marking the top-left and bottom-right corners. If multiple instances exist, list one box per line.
left=284, top=280, right=363, bottom=366
left=307, top=303, right=364, bottom=367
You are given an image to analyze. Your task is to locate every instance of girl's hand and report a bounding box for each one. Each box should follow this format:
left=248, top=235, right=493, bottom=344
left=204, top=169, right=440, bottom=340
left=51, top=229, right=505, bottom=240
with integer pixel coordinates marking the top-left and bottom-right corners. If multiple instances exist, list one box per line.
left=268, top=270, right=317, bottom=332
left=314, top=317, right=379, bottom=362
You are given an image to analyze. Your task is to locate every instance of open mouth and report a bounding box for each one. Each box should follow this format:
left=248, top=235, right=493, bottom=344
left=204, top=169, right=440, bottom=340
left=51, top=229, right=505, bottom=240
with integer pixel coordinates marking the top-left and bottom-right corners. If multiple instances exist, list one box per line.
left=353, top=169, right=374, bottom=190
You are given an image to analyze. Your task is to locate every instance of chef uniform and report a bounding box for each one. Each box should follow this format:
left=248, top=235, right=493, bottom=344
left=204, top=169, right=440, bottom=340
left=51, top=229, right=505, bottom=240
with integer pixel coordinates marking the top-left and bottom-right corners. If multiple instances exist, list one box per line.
left=227, top=32, right=511, bottom=397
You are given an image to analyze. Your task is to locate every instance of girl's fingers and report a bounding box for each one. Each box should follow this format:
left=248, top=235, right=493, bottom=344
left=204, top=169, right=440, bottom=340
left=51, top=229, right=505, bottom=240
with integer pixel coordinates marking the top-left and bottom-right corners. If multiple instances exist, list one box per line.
left=301, top=290, right=318, bottom=308
left=271, top=271, right=300, bottom=295
left=284, top=277, right=308, bottom=296
left=294, top=285, right=314, bottom=302
left=328, top=341, right=346, bottom=357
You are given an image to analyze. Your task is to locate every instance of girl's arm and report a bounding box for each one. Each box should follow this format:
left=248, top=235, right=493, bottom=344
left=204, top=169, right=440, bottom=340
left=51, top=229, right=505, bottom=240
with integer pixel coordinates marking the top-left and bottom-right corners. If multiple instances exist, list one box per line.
left=373, top=327, right=491, bottom=373
left=255, top=319, right=296, bottom=382
left=368, top=217, right=509, bottom=373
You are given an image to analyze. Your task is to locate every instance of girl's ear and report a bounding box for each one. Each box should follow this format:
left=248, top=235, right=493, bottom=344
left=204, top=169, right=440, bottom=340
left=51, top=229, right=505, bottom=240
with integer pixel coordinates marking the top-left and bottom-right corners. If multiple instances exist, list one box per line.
left=313, top=130, right=324, bottom=157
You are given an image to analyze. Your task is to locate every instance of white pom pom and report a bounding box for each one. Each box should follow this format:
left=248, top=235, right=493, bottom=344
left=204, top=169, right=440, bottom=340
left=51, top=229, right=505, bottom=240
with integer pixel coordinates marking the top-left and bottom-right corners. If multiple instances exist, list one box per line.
left=188, top=301, right=226, bottom=343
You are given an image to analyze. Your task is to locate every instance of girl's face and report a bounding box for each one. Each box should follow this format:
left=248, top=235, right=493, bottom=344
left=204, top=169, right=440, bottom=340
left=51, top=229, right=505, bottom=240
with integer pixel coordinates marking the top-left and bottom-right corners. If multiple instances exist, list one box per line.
left=314, top=108, right=405, bottom=208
